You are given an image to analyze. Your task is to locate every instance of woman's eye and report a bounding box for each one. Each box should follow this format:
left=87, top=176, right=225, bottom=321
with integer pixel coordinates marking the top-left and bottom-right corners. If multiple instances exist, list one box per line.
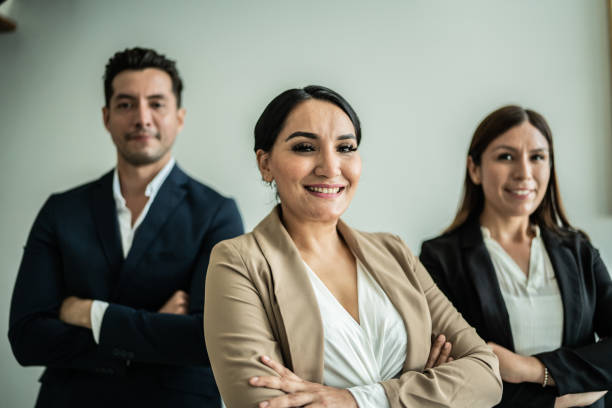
left=531, top=153, right=547, bottom=161
left=338, top=144, right=357, bottom=153
left=497, top=153, right=512, bottom=161
left=291, top=143, right=315, bottom=153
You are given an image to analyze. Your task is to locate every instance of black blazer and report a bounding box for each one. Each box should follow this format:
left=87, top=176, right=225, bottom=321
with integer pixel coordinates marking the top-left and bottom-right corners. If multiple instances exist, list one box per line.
left=420, top=217, right=612, bottom=408
left=8, top=165, right=244, bottom=408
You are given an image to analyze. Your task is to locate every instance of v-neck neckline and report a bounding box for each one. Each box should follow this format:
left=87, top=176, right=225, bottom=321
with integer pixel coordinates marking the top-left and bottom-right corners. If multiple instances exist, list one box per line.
left=303, top=260, right=362, bottom=328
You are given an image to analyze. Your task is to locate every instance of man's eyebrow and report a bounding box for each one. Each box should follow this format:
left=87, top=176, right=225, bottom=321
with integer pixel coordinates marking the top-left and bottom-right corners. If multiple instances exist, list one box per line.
left=113, top=93, right=167, bottom=100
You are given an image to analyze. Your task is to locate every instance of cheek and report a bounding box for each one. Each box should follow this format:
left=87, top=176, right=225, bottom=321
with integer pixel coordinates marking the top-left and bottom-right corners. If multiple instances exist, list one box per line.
left=271, top=159, right=310, bottom=186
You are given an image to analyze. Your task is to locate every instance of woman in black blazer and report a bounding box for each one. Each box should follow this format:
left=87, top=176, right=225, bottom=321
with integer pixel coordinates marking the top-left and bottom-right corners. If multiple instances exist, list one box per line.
left=420, top=106, right=612, bottom=408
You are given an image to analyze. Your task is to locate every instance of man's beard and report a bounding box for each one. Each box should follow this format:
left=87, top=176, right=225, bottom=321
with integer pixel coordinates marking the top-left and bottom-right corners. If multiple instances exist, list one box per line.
left=119, top=132, right=170, bottom=166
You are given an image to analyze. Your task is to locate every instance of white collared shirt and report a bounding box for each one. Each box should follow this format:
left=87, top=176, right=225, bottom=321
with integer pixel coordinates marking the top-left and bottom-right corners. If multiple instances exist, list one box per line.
left=304, top=260, right=407, bottom=408
left=481, top=226, right=564, bottom=356
left=90, top=158, right=176, bottom=344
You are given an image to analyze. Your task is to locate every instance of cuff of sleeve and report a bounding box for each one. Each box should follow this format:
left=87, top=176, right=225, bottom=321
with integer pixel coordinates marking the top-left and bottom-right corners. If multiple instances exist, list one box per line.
left=90, top=300, right=109, bottom=344
left=348, top=383, right=390, bottom=408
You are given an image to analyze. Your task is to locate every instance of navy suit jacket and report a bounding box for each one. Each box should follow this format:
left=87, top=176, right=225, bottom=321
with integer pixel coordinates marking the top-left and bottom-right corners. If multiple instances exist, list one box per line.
left=420, top=217, right=612, bottom=408
left=8, top=165, right=244, bottom=408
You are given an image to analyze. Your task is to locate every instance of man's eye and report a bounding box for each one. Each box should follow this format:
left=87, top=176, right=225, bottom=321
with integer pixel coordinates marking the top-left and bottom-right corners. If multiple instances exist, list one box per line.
left=291, top=143, right=315, bottom=153
left=116, top=102, right=131, bottom=110
left=151, top=102, right=164, bottom=109
left=497, top=153, right=512, bottom=161
left=338, top=144, right=357, bottom=153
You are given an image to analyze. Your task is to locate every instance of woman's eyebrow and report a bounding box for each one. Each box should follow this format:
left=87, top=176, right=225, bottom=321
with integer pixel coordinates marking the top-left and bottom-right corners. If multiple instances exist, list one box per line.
left=285, top=131, right=318, bottom=141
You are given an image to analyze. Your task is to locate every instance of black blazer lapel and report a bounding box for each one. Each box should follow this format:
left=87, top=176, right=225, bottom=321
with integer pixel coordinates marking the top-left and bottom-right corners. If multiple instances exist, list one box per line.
left=120, top=165, right=187, bottom=274
left=461, top=219, right=515, bottom=349
left=92, top=170, right=123, bottom=279
left=541, top=229, right=582, bottom=345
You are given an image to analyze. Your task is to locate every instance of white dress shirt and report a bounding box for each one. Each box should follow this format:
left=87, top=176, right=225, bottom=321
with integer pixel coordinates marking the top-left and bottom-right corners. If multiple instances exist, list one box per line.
left=481, top=226, right=564, bottom=356
left=304, top=260, right=407, bottom=408
left=89, top=158, right=176, bottom=344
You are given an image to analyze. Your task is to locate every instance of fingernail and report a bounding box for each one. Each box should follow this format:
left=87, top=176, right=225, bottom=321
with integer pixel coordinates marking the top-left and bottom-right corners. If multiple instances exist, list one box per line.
left=260, top=402, right=269, bottom=408
left=251, top=377, right=258, bottom=383
left=262, top=355, right=270, bottom=362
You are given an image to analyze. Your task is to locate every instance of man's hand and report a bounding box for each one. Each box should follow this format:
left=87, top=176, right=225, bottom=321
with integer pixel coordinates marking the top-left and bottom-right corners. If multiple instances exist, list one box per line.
left=158, top=290, right=189, bottom=315
left=59, top=296, right=93, bottom=328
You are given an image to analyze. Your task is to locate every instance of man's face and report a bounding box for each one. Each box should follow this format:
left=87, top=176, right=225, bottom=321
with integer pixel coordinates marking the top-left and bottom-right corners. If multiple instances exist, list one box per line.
left=103, top=68, right=185, bottom=167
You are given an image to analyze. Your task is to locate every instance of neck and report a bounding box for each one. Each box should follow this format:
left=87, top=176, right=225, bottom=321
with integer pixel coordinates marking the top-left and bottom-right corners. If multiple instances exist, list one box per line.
left=279, top=205, right=343, bottom=254
left=479, top=206, right=533, bottom=243
left=116, top=154, right=171, bottom=198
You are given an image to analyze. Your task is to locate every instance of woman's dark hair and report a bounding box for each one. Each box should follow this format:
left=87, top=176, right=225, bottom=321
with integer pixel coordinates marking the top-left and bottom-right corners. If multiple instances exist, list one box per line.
left=103, top=47, right=183, bottom=108
left=446, top=105, right=574, bottom=236
left=254, top=85, right=361, bottom=152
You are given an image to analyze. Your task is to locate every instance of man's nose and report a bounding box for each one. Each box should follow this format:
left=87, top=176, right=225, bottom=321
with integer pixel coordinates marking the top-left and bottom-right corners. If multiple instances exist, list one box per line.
left=134, top=104, right=152, bottom=128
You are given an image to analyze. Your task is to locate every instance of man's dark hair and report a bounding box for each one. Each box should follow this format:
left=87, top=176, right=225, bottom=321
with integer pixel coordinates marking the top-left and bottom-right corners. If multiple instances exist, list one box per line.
left=103, top=47, right=183, bottom=108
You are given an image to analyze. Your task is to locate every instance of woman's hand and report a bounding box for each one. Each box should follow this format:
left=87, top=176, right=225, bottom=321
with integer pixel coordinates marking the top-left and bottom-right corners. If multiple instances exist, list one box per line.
left=249, top=356, right=358, bottom=408
left=487, top=342, right=555, bottom=385
left=554, top=391, right=608, bottom=408
left=425, top=334, right=453, bottom=369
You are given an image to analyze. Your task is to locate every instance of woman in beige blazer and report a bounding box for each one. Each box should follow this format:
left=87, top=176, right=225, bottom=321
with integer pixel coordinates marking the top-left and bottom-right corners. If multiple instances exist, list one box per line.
left=204, top=85, right=502, bottom=408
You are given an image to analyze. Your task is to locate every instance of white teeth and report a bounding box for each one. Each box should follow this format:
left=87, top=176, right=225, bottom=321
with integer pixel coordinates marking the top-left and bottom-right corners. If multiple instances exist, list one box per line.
left=511, top=189, right=531, bottom=196
left=308, top=186, right=341, bottom=194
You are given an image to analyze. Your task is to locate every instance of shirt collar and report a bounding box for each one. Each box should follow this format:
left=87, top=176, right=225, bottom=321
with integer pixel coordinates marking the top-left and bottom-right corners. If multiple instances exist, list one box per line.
left=480, top=224, right=541, bottom=240
left=112, top=157, right=176, bottom=207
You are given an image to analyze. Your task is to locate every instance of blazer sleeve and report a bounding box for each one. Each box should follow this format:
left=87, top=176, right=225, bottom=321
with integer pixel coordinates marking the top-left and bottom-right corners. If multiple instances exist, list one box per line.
left=380, top=237, right=502, bottom=408
left=535, top=246, right=612, bottom=395
left=8, top=195, right=122, bottom=373
left=96, top=197, right=244, bottom=366
left=204, top=239, right=287, bottom=408
left=420, top=240, right=560, bottom=407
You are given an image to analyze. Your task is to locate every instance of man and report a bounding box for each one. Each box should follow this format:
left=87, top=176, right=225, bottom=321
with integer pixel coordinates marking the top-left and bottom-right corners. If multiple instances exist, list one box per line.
left=8, top=47, right=244, bottom=407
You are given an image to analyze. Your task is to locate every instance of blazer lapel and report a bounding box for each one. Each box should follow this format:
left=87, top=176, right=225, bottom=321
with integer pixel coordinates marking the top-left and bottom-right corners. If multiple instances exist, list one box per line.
left=461, top=219, right=515, bottom=349
left=120, top=166, right=187, bottom=274
left=252, top=208, right=324, bottom=382
left=541, top=229, right=581, bottom=345
left=92, top=170, right=123, bottom=278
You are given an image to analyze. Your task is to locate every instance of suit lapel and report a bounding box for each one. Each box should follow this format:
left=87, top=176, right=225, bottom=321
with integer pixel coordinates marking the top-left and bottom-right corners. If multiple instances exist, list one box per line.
left=252, top=208, right=324, bottom=382
left=461, top=219, right=515, bottom=349
left=121, top=165, right=187, bottom=273
left=92, top=170, right=123, bottom=278
left=541, top=229, right=581, bottom=345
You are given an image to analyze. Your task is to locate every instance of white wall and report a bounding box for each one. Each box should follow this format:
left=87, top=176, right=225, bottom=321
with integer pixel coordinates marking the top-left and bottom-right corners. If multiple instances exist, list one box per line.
left=1, top=0, right=610, bottom=405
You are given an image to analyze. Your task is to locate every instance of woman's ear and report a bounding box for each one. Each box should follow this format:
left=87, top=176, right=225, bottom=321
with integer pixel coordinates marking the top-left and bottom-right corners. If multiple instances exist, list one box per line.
left=256, top=149, right=274, bottom=183
left=467, top=155, right=482, bottom=185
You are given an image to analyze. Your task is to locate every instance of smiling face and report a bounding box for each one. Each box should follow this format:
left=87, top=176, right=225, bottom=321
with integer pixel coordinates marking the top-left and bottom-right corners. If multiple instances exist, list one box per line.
left=256, top=99, right=361, bottom=224
left=468, top=120, right=551, bottom=221
left=103, top=68, right=185, bottom=167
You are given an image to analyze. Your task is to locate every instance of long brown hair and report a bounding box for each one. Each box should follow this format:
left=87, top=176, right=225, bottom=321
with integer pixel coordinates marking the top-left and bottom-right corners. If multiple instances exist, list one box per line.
left=446, top=105, right=574, bottom=235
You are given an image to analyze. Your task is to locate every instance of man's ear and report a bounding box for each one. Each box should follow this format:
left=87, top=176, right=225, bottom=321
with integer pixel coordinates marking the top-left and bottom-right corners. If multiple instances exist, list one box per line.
left=176, top=107, right=186, bottom=132
left=256, top=149, right=273, bottom=183
left=102, top=106, right=110, bottom=132
left=467, top=155, right=482, bottom=185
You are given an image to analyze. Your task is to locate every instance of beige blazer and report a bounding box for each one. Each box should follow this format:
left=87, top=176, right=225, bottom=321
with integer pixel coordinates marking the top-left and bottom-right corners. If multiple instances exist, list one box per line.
left=204, top=207, right=502, bottom=407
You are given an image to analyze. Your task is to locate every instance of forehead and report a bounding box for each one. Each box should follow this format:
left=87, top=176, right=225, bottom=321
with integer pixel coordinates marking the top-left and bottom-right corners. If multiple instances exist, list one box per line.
left=488, top=121, right=549, bottom=150
left=280, top=99, right=355, bottom=136
left=111, top=68, right=174, bottom=99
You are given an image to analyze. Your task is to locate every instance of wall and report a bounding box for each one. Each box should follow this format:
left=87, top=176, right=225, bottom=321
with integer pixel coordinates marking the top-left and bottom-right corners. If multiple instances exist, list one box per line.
left=0, top=0, right=610, bottom=405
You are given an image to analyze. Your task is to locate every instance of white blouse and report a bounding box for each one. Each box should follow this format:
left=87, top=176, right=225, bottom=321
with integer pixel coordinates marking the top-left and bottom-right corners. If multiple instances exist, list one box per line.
left=481, top=226, right=564, bottom=356
left=304, top=260, right=407, bottom=408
